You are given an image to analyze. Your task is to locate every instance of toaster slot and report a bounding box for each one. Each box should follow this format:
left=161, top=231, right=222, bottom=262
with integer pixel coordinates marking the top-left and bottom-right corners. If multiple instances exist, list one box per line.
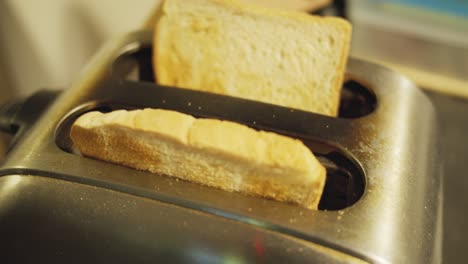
left=112, top=45, right=155, bottom=83
left=55, top=102, right=365, bottom=211
left=316, top=152, right=364, bottom=210
left=111, top=46, right=378, bottom=119
left=339, top=80, right=377, bottom=118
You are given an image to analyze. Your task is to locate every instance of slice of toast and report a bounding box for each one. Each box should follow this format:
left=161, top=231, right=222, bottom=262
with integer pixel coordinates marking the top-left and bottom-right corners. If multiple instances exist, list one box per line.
left=153, top=0, right=351, bottom=116
left=240, top=0, right=331, bottom=11
left=70, top=108, right=326, bottom=209
left=143, top=0, right=332, bottom=28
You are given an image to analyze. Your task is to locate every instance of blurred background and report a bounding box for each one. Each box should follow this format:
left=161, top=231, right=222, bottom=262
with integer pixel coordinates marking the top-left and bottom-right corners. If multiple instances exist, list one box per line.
left=1, top=0, right=466, bottom=100
left=0, top=0, right=467, bottom=262
left=0, top=0, right=158, bottom=100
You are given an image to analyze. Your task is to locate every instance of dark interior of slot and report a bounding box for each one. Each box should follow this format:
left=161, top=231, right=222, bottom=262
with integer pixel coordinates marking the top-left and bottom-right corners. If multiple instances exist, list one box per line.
left=316, top=152, right=364, bottom=210
left=339, top=80, right=377, bottom=118
left=100, top=45, right=370, bottom=210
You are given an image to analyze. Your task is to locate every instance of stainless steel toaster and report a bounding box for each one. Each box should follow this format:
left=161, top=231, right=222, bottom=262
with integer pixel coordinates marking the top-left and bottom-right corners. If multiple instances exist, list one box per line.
left=0, top=30, right=442, bottom=263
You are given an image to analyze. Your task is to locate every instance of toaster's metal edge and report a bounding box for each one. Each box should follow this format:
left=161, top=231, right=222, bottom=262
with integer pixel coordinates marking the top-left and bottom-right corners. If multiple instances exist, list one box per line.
left=0, top=30, right=442, bottom=263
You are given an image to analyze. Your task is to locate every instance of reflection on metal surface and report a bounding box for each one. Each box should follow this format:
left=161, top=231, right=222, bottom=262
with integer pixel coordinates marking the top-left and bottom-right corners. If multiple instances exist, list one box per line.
left=186, top=247, right=246, bottom=264
left=0, top=174, right=21, bottom=195
left=0, top=132, right=12, bottom=162
left=0, top=175, right=369, bottom=263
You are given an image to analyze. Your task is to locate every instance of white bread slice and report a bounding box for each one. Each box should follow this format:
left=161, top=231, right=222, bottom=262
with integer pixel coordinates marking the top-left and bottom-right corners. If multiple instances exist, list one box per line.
left=143, top=0, right=331, bottom=28
left=153, top=0, right=351, bottom=116
left=240, top=0, right=331, bottom=11
left=70, top=108, right=326, bottom=209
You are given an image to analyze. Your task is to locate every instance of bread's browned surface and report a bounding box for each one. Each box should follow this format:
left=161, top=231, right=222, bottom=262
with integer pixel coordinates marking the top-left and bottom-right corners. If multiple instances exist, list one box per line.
left=143, top=0, right=332, bottom=28
left=240, top=0, right=331, bottom=11
left=153, top=0, right=351, bottom=116
left=70, top=109, right=326, bottom=209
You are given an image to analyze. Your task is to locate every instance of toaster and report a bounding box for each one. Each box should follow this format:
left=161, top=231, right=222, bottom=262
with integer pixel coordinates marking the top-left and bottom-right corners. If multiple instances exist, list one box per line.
left=0, top=30, right=442, bottom=263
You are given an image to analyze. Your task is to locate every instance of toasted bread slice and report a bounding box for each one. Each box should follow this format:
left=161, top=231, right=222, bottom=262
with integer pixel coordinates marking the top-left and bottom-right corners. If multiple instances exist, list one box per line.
left=240, top=0, right=331, bottom=11
left=153, top=0, right=351, bottom=116
left=143, top=0, right=331, bottom=28
left=70, top=108, right=326, bottom=209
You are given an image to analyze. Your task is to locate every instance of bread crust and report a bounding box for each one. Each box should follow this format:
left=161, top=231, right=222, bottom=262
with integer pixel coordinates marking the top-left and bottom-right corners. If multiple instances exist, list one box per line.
left=70, top=109, right=326, bottom=209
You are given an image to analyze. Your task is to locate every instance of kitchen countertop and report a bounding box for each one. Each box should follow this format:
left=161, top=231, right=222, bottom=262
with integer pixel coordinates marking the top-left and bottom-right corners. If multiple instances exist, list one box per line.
left=425, top=91, right=468, bottom=262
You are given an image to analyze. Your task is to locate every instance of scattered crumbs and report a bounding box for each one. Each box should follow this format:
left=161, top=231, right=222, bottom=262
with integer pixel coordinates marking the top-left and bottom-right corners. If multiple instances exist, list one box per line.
left=169, top=182, right=173, bottom=186
left=198, top=106, right=202, bottom=110
left=80, top=197, right=83, bottom=201
left=326, top=124, right=330, bottom=128
left=298, top=248, right=303, bottom=253
left=288, top=218, right=297, bottom=223
left=337, top=229, right=341, bottom=233
left=357, top=141, right=375, bottom=154
left=289, top=109, right=294, bottom=113
left=368, top=189, right=372, bottom=193
left=175, top=178, right=179, bottom=182
left=248, top=208, right=252, bottom=212
left=187, top=102, right=192, bottom=106
left=272, top=114, right=276, bottom=118
left=253, top=121, right=257, bottom=125
left=162, top=100, right=166, bottom=104
left=299, top=211, right=304, bottom=216
left=337, top=211, right=344, bottom=220
left=424, top=205, right=428, bottom=209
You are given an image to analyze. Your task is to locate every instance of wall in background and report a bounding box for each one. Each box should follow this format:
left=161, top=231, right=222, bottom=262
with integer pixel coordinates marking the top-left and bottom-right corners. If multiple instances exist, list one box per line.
left=0, top=0, right=160, bottom=101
